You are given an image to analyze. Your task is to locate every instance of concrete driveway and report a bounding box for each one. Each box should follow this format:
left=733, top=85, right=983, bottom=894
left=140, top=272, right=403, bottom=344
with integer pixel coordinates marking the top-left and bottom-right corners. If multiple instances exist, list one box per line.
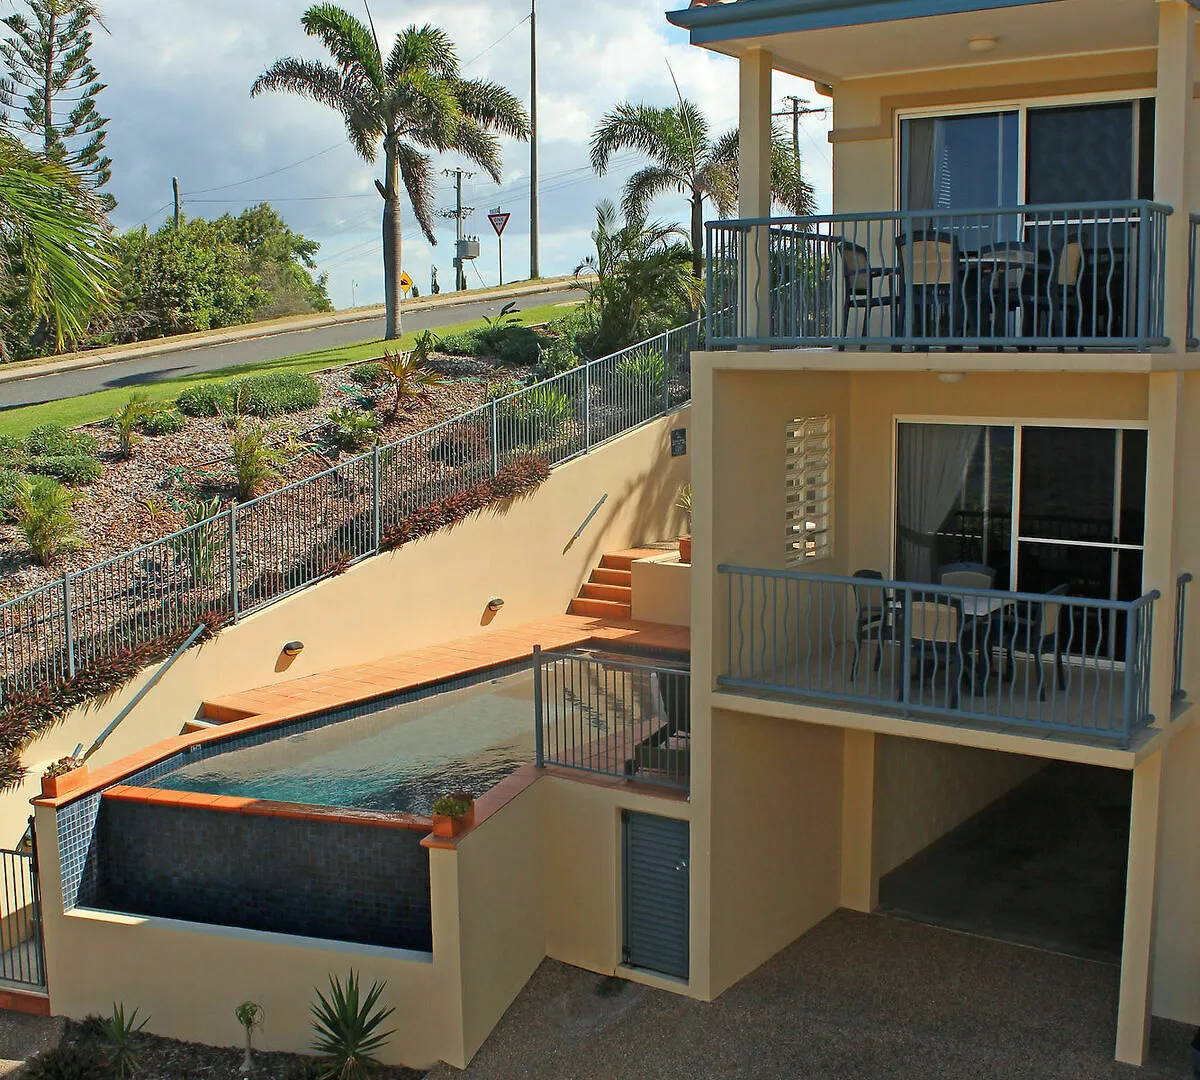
left=429, top=911, right=1193, bottom=1080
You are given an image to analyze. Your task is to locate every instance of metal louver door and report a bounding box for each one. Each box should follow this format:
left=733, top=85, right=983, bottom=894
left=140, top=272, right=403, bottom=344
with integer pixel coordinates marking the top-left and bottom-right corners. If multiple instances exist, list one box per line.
left=622, top=811, right=689, bottom=980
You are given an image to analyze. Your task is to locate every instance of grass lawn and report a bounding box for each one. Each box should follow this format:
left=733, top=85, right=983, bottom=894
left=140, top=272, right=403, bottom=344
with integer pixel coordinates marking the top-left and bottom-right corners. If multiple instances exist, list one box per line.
left=0, top=301, right=577, bottom=440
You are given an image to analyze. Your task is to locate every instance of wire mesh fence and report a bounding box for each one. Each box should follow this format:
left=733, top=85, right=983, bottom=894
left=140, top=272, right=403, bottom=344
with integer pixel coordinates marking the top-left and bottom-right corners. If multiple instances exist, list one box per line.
left=0, top=322, right=699, bottom=704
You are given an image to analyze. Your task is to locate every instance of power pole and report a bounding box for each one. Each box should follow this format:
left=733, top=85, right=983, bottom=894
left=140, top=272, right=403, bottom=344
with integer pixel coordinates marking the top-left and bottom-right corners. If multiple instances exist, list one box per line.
left=773, top=96, right=826, bottom=179
left=172, top=176, right=181, bottom=229
left=529, top=0, right=540, bottom=280
left=439, top=169, right=475, bottom=291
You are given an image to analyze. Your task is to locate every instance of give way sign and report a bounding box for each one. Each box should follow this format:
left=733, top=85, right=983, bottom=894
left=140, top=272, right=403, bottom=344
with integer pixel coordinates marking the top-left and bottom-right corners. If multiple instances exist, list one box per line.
left=488, top=210, right=511, bottom=236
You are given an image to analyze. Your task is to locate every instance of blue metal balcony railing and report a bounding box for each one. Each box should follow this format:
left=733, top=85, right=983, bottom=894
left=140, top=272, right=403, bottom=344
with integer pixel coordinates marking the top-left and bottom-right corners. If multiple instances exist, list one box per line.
left=1173, top=572, right=1193, bottom=703
left=534, top=646, right=690, bottom=791
left=706, top=201, right=1172, bottom=351
left=717, top=566, right=1161, bottom=748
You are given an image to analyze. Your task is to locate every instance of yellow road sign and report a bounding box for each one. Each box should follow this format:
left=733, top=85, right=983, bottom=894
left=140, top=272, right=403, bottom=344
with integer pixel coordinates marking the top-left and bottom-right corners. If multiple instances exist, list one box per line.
left=399, top=271, right=413, bottom=295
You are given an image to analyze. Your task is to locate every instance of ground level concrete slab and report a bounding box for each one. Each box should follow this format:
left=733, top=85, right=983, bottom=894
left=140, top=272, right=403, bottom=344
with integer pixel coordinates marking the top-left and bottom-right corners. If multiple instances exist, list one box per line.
left=430, top=911, right=1192, bottom=1079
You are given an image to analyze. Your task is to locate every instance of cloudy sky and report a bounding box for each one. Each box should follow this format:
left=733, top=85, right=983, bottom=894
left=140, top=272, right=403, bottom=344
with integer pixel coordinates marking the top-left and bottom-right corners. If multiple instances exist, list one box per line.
left=89, top=0, right=832, bottom=309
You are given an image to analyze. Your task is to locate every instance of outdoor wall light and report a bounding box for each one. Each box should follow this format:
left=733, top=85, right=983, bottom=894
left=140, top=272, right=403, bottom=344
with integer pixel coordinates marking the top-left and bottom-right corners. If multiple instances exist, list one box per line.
left=938, top=372, right=965, bottom=383
left=487, top=598, right=505, bottom=612
left=282, top=641, right=305, bottom=657
left=967, top=35, right=998, bottom=53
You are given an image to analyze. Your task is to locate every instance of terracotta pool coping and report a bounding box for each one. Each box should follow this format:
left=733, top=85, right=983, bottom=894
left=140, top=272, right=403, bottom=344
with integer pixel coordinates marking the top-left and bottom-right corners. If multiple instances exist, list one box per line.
left=33, top=616, right=690, bottom=812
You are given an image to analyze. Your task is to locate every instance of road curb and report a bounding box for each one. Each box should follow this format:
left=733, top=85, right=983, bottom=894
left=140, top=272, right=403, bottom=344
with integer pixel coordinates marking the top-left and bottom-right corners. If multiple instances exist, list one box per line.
left=0, top=278, right=580, bottom=386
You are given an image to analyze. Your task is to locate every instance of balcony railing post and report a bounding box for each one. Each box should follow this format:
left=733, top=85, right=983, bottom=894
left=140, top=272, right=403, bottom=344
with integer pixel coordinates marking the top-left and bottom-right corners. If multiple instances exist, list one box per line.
left=662, top=329, right=671, bottom=416
left=533, top=645, right=544, bottom=769
left=1136, top=204, right=1153, bottom=347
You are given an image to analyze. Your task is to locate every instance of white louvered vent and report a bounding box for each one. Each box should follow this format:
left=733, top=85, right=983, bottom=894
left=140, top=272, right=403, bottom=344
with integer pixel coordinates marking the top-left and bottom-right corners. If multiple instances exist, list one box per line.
left=785, top=416, right=833, bottom=564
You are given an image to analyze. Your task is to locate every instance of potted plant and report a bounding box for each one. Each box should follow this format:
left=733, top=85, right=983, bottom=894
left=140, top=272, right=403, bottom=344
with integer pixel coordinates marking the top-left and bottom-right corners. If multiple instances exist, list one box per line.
left=447, top=790, right=476, bottom=827
left=431, top=794, right=474, bottom=838
left=676, top=484, right=692, bottom=563
left=41, top=756, right=86, bottom=798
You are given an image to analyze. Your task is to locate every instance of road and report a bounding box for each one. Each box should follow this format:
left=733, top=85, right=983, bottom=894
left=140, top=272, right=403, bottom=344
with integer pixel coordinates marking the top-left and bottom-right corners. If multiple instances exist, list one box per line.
left=0, top=288, right=579, bottom=408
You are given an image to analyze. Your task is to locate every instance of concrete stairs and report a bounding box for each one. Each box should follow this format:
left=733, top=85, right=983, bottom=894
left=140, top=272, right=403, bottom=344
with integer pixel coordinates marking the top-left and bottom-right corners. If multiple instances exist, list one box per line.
left=568, top=549, right=662, bottom=621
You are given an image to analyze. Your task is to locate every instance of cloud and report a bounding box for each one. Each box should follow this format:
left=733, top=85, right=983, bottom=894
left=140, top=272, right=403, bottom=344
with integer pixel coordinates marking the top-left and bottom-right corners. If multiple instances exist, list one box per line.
left=88, top=0, right=831, bottom=307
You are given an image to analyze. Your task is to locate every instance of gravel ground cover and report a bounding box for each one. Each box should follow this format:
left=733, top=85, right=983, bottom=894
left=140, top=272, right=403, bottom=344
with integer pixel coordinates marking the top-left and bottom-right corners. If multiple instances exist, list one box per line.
left=0, top=351, right=523, bottom=600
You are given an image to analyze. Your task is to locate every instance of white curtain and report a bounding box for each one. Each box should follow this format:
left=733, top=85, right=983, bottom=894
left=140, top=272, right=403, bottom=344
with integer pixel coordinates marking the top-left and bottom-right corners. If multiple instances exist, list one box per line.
left=896, top=423, right=984, bottom=583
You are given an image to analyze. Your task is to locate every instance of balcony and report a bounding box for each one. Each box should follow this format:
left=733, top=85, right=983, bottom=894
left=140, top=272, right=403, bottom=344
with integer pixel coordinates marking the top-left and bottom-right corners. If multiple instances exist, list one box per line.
left=706, top=202, right=1172, bottom=353
left=716, top=566, right=1166, bottom=749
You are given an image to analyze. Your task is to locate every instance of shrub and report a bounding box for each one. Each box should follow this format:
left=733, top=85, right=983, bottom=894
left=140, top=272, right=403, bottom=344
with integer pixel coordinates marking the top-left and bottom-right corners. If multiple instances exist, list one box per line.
left=435, top=327, right=484, bottom=356
left=349, top=361, right=387, bottom=387
left=495, top=326, right=546, bottom=367
left=21, top=1043, right=106, bottom=1080
left=24, top=424, right=96, bottom=458
left=33, top=453, right=104, bottom=486
left=98, top=1002, right=148, bottom=1080
left=236, top=371, right=322, bottom=417
left=430, top=424, right=489, bottom=468
left=0, top=467, right=22, bottom=514
left=326, top=407, right=377, bottom=453
left=502, top=385, right=573, bottom=443
left=175, top=382, right=229, bottom=417
left=538, top=336, right=579, bottom=377
left=613, top=347, right=665, bottom=402
left=310, top=972, right=395, bottom=1080
left=0, top=434, right=29, bottom=471
left=110, top=393, right=157, bottom=457
left=141, top=407, right=187, bottom=436
left=228, top=420, right=284, bottom=501
left=546, top=302, right=600, bottom=356
left=10, top=475, right=80, bottom=565
left=432, top=794, right=471, bottom=818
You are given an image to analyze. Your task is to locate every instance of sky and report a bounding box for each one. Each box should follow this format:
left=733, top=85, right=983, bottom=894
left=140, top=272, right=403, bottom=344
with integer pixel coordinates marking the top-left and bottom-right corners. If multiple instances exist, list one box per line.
left=89, top=0, right=832, bottom=309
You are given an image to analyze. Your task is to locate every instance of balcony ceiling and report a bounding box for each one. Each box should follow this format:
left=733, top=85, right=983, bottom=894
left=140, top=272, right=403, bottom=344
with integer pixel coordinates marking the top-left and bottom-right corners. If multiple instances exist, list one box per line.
left=675, top=0, right=1162, bottom=84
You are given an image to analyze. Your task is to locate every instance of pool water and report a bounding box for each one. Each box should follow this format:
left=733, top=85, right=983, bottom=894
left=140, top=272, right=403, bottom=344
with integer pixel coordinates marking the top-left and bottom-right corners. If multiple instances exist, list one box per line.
left=156, top=666, right=537, bottom=815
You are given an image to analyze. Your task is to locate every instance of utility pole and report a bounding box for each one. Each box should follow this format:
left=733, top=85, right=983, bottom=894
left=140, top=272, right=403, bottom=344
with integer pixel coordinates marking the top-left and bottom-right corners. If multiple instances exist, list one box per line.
left=439, top=169, right=476, bottom=291
left=172, top=176, right=181, bottom=229
left=529, top=0, right=540, bottom=279
left=773, top=96, right=826, bottom=179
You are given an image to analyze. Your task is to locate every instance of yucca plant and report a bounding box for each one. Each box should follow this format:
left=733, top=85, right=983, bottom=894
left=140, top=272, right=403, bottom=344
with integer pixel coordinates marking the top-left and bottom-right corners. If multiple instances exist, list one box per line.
left=676, top=483, right=691, bottom=523
left=229, top=419, right=285, bottom=501
left=98, top=1002, right=148, bottom=1080
left=310, top=971, right=395, bottom=1080
left=172, top=496, right=225, bottom=585
left=380, top=335, right=444, bottom=418
left=10, top=475, right=80, bottom=565
left=110, top=392, right=172, bottom=457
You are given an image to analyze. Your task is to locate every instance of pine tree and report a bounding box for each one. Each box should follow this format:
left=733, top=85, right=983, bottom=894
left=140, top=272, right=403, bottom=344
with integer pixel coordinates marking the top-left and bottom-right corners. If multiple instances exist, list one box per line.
left=0, top=0, right=114, bottom=212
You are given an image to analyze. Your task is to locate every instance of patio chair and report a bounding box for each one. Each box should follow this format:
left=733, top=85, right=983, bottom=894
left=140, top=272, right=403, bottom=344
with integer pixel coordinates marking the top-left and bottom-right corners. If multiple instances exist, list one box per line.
left=974, top=240, right=1041, bottom=342
left=1004, top=584, right=1070, bottom=699
left=907, top=599, right=964, bottom=708
left=838, top=241, right=895, bottom=343
left=851, top=569, right=896, bottom=678
left=1036, top=240, right=1086, bottom=340
left=895, top=232, right=962, bottom=340
left=938, top=562, right=996, bottom=590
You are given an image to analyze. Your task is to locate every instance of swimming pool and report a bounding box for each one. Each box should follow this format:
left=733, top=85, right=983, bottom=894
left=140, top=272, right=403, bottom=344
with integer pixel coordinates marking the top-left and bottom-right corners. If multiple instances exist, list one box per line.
left=154, top=663, right=537, bottom=815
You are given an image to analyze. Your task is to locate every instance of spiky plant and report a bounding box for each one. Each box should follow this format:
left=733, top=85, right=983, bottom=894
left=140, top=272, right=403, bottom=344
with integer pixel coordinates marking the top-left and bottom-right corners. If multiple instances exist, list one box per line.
left=310, top=971, right=395, bottom=1080
left=380, top=333, right=443, bottom=417
left=98, top=1002, right=148, bottom=1080
left=10, top=474, right=79, bottom=565
left=252, top=9, right=530, bottom=339
left=228, top=419, right=284, bottom=502
left=110, top=392, right=162, bottom=457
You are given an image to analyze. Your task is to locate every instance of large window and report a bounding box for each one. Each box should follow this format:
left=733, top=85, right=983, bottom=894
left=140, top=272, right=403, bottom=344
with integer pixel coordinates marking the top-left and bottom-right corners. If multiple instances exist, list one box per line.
left=901, top=111, right=1019, bottom=212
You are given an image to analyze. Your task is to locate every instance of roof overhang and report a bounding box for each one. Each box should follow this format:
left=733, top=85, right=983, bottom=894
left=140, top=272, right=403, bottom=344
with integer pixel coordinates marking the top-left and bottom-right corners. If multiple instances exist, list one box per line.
left=668, top=0, right=1069, bottom=46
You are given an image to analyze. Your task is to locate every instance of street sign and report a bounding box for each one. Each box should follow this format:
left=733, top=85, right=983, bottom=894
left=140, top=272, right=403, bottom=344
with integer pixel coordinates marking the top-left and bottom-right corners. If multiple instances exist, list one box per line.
left=399, top=271, right=413, bottom=295
left=488, top=211, right=511, bottom=237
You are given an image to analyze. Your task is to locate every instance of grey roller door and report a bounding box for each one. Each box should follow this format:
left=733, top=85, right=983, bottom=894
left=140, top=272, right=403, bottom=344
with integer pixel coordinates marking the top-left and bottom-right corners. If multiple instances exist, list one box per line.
left=622, top=811, right=689, bottom=979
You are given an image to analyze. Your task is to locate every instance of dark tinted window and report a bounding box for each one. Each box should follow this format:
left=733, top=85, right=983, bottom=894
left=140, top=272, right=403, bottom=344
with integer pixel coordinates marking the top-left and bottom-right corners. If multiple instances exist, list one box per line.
left=1027, top=103, right=1134, bottom=203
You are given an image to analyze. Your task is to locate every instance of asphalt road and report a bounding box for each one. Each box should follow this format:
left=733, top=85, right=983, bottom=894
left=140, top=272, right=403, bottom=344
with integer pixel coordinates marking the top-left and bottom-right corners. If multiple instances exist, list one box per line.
left=0, top=288, right=579, bottom=409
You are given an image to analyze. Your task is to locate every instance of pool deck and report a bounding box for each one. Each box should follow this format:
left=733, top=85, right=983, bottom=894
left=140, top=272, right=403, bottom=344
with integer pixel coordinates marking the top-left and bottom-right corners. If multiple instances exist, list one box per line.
left=33, top=615, right=690, bottom=812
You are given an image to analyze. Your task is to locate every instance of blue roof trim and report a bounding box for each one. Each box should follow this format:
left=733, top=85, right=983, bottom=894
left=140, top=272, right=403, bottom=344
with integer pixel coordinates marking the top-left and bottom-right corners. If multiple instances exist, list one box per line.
left=667, top=0, right=1064, bottom=43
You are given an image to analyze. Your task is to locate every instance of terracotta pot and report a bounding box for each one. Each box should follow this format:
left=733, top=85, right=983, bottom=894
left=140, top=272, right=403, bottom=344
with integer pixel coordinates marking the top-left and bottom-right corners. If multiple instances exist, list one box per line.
left=40, top=765, right=87, bottom=799
left=678, top=536, right=692, bottom=564
left=432, top=813, right=465, bottom=838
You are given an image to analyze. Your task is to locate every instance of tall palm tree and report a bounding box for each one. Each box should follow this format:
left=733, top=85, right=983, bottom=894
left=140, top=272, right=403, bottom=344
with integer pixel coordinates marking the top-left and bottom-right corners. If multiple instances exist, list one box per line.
left=0, top=130, right=114, bottom=355
left=252, top=6, right=530, bottom=339
left=590, top=99, right=816, bottom=278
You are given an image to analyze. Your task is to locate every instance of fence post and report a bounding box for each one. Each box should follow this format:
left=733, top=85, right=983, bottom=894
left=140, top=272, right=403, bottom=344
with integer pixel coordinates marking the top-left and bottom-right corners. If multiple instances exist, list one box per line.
left=490, top=398, right=499, bottom=477
left=228, top=507, right=239, bottom=624
left=662, top=330, right=671, bottom=416
left=62, top=573, right=75, bottom=680
left=584, top=360, right=592, bottom=453
left=1137, top=206, right=1152, bottom=346
left=533, top=645, right=545, bottom=768
left=371, top=445, right=381, bottom=552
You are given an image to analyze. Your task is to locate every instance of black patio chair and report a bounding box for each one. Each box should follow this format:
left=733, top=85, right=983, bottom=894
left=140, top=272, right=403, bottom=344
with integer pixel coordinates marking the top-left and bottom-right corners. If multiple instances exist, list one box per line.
left=895, top=232, right=962, bottom=340
left=1004, top=584, right=1070, bottom=699
left=838, top=241, right=896, bottom=345
left=851, top=569, right=896, bottom=678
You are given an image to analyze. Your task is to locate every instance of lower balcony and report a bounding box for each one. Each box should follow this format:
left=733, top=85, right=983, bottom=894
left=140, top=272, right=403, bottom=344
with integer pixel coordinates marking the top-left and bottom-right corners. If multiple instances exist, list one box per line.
left=716, top=566, right=1173, bottom=749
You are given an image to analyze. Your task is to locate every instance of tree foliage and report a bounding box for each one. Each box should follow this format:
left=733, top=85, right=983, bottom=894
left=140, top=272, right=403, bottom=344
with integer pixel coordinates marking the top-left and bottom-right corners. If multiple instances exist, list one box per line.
left=0, top=0, right=114, bottom=211
left=252, top=8, right=530, bottom=339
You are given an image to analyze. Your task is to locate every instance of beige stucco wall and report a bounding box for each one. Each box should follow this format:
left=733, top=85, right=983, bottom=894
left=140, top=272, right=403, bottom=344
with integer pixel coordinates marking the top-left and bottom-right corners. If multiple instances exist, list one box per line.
left=631, top=555, right=690, bottom=627
left=5, top=413, right=690, bottom=847
left=707, top=709, right=844, bottom=997
left=872, top=735, right=1045, bottom=878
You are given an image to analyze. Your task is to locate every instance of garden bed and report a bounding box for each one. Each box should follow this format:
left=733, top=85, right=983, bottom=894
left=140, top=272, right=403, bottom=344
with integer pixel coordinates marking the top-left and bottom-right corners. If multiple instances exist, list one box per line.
left=0, top=352, right=531, bottom=599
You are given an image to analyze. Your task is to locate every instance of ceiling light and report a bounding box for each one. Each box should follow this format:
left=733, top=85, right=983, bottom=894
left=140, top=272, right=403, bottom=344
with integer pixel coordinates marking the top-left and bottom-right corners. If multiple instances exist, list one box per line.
left=937, top=372, right=965, bottom=383
left=968, top=35, right=998, bottom=53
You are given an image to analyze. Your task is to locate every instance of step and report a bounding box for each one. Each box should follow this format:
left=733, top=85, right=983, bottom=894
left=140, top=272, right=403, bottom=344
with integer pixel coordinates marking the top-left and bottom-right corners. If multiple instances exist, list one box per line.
left=590, top=568, right=632, bottom=587
left=579, top=583, right=632, bottom=603
left=200, top=703, right=257, bottom=724
left=599, top=550, right=661, bottom=572
left=568, top=597, right=633, bottom=621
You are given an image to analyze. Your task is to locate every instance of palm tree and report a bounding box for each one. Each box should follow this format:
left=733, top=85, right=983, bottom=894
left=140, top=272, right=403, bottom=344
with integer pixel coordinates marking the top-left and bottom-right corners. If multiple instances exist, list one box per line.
left=0, top=130, right=114, bottom=354
left=252, top=7, right=530, bottom=340
left=590, top=99, right=816, bottom=278
left=380, top=331, right=443, bottom=417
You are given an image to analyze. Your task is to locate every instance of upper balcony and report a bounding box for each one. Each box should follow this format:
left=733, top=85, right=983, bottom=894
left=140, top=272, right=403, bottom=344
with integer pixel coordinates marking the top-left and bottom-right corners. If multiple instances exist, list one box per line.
left=706, top=201, right=1174, bottom=352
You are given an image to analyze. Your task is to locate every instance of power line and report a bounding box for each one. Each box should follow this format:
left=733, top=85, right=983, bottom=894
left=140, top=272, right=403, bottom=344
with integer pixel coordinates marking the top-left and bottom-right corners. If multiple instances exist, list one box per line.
left=462, top=14, right=530, bottom=68
left=184, top=193, right=376, bottom=204
left=182, top=141, right=348, bottom=196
